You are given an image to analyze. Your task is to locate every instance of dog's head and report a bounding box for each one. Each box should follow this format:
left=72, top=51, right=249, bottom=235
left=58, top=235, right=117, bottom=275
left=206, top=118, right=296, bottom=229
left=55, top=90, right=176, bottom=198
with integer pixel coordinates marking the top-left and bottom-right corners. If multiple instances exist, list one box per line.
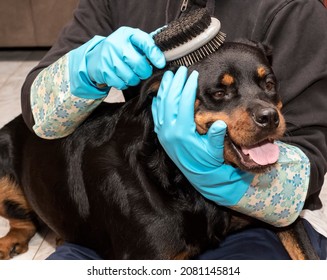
left=142, top=41, right=286, bottom=173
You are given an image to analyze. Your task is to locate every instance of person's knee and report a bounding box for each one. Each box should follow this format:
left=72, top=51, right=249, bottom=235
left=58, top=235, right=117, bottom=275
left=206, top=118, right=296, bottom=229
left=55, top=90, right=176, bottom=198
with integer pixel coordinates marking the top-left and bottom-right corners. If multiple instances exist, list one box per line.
left=46, top=242, right=102, bottom=260
left=196, top=227, right=291, bottom=260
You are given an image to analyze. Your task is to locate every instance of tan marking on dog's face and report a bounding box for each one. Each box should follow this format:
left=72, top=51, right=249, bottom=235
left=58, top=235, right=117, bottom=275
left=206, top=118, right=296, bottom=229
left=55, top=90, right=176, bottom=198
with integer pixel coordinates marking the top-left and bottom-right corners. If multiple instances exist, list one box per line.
left=195, top=108, right=255, bottom=165
left=221, top=74, right=234, bottom=86
left=195, top=111, right=231, bottom=135
left=257, top=66, right=266, bottom=78
left=195, top=108, right=261, bottom=144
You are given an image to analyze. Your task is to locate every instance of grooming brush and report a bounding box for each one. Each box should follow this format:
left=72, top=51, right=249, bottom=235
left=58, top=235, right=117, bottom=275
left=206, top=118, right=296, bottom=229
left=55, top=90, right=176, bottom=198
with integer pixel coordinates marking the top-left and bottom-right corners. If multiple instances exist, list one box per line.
left=153, top=8, right=226, bottom=67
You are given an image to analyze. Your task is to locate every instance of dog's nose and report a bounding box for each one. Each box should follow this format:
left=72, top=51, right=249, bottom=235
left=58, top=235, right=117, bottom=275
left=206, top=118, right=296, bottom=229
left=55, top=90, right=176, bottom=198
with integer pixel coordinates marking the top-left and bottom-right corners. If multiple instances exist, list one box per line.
left=252, top=107, right=279, bottom=129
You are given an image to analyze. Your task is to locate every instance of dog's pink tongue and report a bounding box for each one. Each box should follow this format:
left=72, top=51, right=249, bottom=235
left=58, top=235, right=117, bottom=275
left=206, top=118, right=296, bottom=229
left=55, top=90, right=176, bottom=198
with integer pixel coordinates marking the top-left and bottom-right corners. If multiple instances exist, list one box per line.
left=242, top=142, right=279, bottom=165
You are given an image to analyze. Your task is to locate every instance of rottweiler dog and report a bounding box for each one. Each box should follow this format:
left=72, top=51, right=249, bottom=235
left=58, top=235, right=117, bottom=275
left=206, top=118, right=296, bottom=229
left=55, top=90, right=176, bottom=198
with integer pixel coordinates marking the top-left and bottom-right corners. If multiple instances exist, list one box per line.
left=0, top=41, right=315, bottom=260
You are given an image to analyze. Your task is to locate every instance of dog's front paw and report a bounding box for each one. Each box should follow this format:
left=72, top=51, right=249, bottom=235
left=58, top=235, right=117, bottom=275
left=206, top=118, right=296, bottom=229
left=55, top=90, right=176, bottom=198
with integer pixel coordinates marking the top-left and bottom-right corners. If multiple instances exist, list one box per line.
left=0, top=237, right=29, bottom=259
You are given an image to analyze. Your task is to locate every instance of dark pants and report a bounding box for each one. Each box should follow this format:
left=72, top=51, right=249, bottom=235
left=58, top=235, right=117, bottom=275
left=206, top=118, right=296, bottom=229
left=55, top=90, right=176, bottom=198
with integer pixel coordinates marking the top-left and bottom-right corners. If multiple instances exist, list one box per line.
left=46, top=219, right=327, bottom=260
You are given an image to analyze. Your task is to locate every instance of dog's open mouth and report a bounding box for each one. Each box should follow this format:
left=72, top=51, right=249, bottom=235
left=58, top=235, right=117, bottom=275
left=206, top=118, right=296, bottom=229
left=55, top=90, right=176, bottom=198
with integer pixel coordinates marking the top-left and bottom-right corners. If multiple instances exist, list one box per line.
left=229, top=139, right=279, bottom=170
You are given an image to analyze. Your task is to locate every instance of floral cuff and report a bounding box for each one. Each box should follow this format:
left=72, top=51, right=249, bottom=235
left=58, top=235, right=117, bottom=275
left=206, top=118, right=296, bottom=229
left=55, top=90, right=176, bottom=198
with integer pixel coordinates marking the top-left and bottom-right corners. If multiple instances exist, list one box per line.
left=30, top=53, right=105, bottom=139
left=231, top=141, right=310, bottom=227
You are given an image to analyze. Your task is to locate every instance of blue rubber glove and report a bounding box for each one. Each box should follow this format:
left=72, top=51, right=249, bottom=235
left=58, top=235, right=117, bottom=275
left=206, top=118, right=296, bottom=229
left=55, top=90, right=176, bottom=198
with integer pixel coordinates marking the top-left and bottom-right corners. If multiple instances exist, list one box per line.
left=151, top=66, right=254, bottom=206
left=69, top=27, right=166, bottom=99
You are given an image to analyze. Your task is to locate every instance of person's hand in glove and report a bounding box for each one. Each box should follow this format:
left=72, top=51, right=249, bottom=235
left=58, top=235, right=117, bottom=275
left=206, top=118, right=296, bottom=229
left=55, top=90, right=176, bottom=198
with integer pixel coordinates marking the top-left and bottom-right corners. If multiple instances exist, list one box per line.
left=151, top=66, right=253, bottom=206
left=69, top=27, right=166, bottom=99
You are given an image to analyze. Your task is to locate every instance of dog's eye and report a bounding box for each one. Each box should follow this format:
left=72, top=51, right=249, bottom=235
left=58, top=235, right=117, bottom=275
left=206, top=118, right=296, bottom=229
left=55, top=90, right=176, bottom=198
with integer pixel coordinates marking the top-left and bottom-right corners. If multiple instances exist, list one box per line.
left=265, top=80, right=275, bottom=91
left=212, top=90, right=226, bottom=99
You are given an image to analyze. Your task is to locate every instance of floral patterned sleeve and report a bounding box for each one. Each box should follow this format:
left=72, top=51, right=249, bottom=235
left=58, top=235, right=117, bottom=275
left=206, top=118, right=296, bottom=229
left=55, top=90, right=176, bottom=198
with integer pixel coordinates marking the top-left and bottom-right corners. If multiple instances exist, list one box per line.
left=231, top=141, right=310, bottom=227
left=30, top=53, right=106, bottom=139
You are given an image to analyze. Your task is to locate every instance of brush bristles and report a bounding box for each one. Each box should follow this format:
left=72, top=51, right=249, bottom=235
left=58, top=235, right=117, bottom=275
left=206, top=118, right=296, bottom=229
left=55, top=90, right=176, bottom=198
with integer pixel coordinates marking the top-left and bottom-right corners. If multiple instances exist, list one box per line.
left=154, top=8, right=226, bottom=67
left=168, top=31, right=226, bottom=67
left=154, top=9, right=212, bottom=51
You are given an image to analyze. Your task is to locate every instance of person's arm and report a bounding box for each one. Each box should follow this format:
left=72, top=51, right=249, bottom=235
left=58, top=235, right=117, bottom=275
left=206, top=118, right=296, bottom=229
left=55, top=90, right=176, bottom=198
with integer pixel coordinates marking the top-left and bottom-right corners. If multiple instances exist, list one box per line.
left=30, top=28, right=165, bottom=139
left=21, top=0, right=113, bottom=132
left=22, top=0, right=165, bottom=139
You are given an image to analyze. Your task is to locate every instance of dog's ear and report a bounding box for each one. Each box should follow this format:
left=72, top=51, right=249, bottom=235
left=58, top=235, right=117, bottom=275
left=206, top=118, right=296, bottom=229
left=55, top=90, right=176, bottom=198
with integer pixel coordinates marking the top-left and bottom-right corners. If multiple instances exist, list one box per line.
left=140, top=71, right=164, bottom=99
left=140, top=65, right=179, bottom=99
left=236, top=39, right=273, bottom=65
left=134, top=70, right=164, bottom=112
left=255, top=42, right=273, bottom=65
